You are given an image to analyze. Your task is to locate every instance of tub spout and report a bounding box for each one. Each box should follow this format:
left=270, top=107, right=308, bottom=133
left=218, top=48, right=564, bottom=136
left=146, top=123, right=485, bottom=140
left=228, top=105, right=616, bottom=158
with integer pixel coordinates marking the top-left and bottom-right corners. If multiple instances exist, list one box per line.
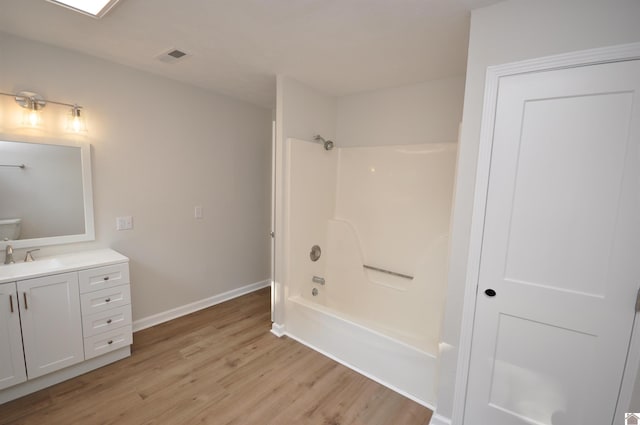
left=312, top=276, right=325, bottom=285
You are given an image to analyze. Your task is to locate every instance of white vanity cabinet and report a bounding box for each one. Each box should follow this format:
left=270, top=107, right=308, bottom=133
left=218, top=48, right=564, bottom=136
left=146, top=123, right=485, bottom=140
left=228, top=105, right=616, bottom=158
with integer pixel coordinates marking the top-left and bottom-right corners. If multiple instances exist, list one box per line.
left=0, top=249, right=132, bottom=404
left=0, top=282, right=27, bottom=391
left=0, top=274, right=85, bottom=387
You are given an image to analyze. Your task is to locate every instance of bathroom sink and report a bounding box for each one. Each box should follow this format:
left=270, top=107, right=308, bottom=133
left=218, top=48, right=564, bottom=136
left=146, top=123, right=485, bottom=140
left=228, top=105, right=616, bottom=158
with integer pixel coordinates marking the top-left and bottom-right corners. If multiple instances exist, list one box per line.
left=0, top=249, right=128, bottom=284
left=0, top=257, right=64, bottom=282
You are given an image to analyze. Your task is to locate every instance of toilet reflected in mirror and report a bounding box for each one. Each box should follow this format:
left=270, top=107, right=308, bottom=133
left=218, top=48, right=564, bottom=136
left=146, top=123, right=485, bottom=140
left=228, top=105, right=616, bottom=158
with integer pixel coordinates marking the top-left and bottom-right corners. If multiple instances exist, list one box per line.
left=0, top=218, right=21, bottom=241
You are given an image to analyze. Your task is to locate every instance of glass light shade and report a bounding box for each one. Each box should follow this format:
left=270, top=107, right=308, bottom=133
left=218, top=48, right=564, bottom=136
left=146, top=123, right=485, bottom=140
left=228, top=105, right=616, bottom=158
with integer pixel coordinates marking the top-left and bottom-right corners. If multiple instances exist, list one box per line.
left=66, top=107, right=87, bottom=133
left=21, top=108, right=42, bottom=128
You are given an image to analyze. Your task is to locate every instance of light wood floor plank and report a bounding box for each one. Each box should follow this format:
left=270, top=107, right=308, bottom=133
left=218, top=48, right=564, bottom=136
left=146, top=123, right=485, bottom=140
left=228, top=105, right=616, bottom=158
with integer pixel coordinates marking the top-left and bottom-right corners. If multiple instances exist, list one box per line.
left=0, top=288, right=432, bottom=425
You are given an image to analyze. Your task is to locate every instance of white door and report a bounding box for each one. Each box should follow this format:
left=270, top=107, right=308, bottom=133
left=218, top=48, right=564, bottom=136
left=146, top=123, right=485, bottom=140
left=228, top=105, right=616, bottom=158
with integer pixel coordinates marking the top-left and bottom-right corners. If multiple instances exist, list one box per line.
left=465, top=59, right=640, bottom=425
left=19, top=272, right=84, bottom=379
left=0, top=282, right=27, bottom=390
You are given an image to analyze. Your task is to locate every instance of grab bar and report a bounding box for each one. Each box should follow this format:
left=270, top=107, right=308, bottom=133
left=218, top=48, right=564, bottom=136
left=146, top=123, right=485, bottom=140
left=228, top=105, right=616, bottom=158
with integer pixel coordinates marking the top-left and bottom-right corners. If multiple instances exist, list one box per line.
left=363, top=265, right=413, bottom=280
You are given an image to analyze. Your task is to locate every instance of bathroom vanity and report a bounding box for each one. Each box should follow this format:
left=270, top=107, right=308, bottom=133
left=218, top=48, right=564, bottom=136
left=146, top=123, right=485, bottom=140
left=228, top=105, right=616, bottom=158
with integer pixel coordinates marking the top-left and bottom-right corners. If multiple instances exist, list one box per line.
left=0, top=249, right=131, bottom=404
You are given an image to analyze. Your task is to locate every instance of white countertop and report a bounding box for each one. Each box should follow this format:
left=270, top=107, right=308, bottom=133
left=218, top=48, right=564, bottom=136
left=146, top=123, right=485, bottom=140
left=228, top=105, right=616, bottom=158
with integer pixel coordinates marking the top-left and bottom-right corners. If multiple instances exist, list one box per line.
left=0, top=249, right=129, bottom=284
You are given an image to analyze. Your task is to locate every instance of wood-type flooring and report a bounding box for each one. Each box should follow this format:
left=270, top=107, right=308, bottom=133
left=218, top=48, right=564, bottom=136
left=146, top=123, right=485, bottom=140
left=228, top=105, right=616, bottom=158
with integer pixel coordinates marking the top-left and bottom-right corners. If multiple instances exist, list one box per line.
left=0, top=288, right=432, bottom=425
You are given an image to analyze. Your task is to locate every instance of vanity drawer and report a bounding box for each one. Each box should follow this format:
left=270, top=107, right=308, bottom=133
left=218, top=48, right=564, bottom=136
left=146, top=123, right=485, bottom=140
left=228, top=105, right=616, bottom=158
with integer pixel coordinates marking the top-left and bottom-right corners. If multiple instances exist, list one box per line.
left=80, top=284, right=131, bottom=315
left=78, top=263, right=130, bottom=294
left=84, top=325, right=132, bottom=360
left=82, top=305, right=132, bottom=338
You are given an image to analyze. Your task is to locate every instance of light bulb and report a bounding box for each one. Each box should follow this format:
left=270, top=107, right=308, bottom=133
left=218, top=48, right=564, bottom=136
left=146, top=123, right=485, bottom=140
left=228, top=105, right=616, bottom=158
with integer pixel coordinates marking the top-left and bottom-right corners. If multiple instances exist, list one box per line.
left=28, top=110, right=39, bottom=126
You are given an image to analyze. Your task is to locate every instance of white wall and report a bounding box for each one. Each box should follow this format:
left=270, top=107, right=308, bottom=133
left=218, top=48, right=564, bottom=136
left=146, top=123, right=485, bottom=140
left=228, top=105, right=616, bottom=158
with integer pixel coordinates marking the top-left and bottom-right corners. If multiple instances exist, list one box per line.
left=336, top=77, right=464, bottom=147
left=277, top=76, right=337, bottom=144
left=436, top=0, right=640, bottom=422
left=0, top=32, right=272, bottom=322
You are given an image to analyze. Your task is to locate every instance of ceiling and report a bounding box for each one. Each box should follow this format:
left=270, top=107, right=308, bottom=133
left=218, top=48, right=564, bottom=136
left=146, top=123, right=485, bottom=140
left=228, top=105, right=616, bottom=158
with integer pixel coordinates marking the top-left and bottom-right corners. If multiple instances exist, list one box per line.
left=0, top=0, right=502, bottom=108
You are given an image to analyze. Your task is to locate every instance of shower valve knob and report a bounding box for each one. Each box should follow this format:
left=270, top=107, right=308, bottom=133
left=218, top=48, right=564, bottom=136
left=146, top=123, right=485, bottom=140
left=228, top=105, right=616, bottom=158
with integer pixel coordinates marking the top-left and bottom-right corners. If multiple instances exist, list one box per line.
left=309, top=245, right=321, bottom=262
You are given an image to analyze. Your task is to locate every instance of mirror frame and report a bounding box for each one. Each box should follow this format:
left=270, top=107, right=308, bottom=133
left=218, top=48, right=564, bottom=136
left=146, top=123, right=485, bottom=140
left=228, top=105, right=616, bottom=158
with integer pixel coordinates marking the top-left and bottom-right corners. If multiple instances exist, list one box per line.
left=0, top=139, right=95, bottom=250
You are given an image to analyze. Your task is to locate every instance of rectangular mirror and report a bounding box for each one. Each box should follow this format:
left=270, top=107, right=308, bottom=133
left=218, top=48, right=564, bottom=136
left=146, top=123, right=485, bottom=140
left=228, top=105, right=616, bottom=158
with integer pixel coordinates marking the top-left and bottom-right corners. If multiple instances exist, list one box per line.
left=0, top=139, right=94, bottom=249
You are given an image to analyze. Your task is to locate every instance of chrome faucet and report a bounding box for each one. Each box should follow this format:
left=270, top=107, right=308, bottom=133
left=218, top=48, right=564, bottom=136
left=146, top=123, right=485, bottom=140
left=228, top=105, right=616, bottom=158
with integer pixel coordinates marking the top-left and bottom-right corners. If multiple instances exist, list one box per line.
left=24, top=249, right=39, bottom=262
left=4, top=245, right=15, bottom=264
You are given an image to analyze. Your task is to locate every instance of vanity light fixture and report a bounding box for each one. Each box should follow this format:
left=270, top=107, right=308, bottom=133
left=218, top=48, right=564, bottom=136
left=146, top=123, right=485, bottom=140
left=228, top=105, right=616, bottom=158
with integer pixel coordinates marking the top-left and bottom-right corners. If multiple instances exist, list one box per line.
left=0, top=91, right=88, bottom=133
left=45, top=0, right=122, bottom=18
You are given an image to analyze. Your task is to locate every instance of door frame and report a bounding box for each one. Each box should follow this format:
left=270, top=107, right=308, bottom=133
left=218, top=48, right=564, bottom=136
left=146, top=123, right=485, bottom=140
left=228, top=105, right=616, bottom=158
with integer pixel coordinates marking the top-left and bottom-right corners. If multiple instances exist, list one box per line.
left=451, top=41, right=640, bottom=425
left=271, top=119, right=276, bottom=322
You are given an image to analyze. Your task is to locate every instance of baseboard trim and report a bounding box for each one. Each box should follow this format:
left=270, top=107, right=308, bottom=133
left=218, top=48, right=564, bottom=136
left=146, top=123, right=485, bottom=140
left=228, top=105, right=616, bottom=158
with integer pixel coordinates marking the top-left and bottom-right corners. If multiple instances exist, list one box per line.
left=430, top=413, right=452, bottom=425
left=0, top=347, right=131, bottom=404
left=133, top=279, right=270, bottom=332
left=271, top=322, right=286, bottom=337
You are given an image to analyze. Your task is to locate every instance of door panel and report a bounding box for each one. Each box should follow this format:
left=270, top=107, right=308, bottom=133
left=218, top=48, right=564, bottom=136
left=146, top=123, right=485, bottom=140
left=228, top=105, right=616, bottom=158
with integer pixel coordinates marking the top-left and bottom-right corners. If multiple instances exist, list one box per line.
left=504, top=93, right=632, bottom=296
left=488, top=315, right=597, bottom=424
left=465, top=60, right=640, bottom=425
left=19, top=272, right=84, bottom=379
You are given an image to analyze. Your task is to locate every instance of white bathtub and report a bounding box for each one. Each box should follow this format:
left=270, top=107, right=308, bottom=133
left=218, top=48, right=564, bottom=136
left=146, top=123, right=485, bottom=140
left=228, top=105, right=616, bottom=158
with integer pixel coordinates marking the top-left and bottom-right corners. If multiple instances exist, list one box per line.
left=276, top=138, right=457, bottom=407
left=284, top=294, right=438, bottom=406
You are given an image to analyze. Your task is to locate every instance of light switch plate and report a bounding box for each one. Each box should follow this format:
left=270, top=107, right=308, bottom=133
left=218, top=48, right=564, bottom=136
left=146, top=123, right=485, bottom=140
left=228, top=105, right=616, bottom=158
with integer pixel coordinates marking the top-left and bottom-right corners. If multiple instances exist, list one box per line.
left=116, top=216, right=133, bottom=230
left=194, top=206, right=203, bottom=219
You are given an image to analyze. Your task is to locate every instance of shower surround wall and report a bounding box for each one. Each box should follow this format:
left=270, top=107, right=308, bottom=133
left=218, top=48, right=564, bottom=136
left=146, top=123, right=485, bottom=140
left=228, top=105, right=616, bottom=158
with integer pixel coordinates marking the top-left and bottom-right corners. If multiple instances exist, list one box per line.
left=284, top=138, right=457, bottom=405
left=275, top=75, right=464, bottom=407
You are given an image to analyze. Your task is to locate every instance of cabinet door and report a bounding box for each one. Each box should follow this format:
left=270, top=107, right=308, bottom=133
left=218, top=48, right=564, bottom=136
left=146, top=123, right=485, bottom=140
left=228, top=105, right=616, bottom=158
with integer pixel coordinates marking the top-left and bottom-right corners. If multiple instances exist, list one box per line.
left=18, top=272, right=84, bottom=379
left=0, top=282, right=27, bottom=390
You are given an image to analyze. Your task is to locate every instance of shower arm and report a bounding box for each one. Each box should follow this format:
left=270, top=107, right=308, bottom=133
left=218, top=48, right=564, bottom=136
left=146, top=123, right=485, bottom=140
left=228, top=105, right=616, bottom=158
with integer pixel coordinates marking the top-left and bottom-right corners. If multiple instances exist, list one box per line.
left=312, top=134, right=335, bottom=150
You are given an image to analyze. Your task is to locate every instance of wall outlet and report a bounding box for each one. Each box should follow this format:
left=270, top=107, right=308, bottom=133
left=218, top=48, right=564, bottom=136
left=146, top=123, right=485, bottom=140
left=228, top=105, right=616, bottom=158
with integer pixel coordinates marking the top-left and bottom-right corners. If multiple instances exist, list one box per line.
left=116, top=216, right=133, bottom=230
left=194, top=206, right=203, bottom=219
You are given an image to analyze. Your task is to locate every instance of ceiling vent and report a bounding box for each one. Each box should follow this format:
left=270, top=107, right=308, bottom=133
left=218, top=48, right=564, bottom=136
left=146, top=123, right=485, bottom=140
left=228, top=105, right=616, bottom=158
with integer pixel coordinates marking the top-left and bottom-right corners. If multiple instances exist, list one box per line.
left=156, top=49, right=190, bottom=64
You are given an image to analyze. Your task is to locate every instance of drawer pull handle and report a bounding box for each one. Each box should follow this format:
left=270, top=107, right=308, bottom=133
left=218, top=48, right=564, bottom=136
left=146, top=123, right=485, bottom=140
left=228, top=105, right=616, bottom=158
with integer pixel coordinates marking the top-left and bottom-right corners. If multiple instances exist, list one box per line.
left=106, top=319, right=113, bottom=324
left=108, top=340, right=113, bottom=345
left=9, top=295, right=14, bottom=313
left=105, top=298, right=111, bottom=303
left=103, top=276, right=110, bottom=281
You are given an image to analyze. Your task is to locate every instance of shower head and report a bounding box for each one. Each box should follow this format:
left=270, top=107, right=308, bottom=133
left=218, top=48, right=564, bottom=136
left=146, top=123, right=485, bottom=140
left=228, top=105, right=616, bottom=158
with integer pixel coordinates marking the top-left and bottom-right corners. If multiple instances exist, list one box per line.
left=313, top=135, right=335, bottom=151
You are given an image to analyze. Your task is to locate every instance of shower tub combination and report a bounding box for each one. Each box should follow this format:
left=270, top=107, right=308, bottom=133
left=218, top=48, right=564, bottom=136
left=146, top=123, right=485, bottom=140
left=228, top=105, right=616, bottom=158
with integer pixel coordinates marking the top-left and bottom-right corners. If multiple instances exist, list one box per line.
left=277, top=137, right=457, bottom=406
